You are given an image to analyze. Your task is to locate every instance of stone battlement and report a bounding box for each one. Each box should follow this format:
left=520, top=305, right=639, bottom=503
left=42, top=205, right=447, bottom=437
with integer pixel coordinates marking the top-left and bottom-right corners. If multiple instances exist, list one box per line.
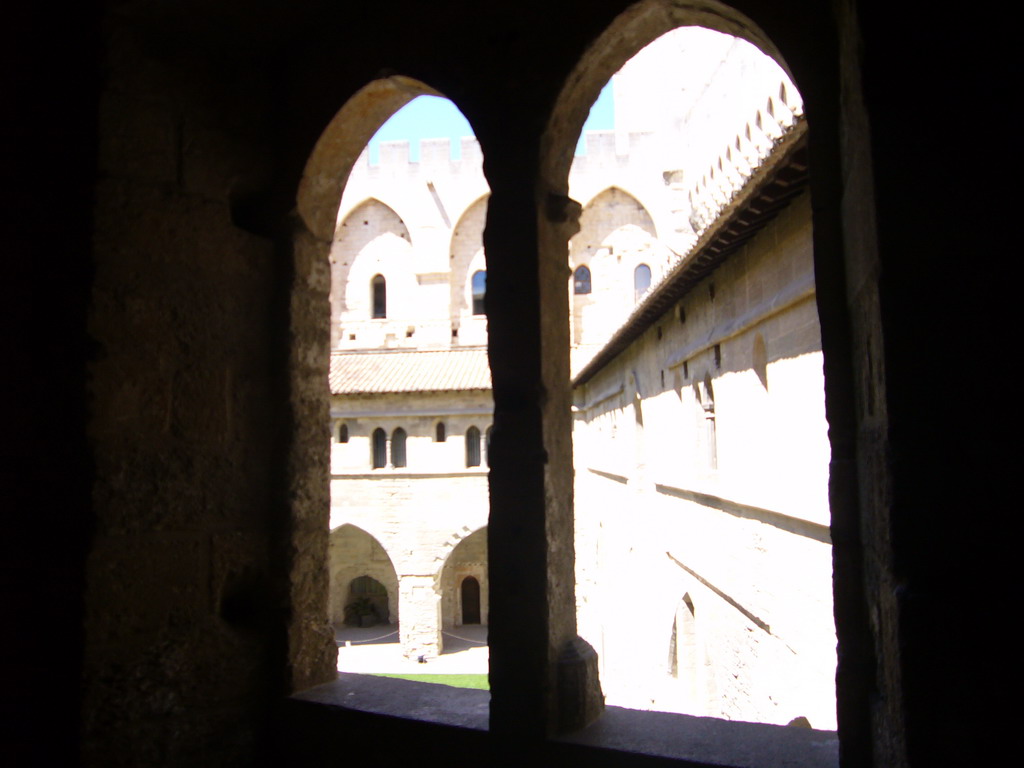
left=352, top=130, right=664, bottom=177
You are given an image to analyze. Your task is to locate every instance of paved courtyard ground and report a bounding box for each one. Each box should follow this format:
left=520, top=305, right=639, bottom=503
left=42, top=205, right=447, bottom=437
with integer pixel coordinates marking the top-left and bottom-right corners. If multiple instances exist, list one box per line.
left=334, top=623, right=489, bottom=675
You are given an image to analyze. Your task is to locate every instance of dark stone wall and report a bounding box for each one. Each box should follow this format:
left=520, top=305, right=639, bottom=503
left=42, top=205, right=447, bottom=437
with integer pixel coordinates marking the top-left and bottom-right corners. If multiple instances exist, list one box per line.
left=2, top=1, right=1005, bottom=766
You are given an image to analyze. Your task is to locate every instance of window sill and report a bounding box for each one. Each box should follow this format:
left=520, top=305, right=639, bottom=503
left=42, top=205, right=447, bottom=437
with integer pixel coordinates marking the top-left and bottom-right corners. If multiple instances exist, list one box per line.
left=290, top=672, right=488, bottom=731
left=285, top=675, right=837, bottom=768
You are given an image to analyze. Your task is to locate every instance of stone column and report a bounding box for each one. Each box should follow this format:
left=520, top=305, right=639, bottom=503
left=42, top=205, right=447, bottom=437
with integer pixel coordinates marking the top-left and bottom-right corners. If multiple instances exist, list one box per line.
left=398, top=574, right=443, bottom=660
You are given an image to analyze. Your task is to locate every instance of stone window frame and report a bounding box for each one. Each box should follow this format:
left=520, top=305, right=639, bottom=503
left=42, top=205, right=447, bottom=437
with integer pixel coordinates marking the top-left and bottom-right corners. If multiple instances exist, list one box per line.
left=293, top=3, right=880, bottom=760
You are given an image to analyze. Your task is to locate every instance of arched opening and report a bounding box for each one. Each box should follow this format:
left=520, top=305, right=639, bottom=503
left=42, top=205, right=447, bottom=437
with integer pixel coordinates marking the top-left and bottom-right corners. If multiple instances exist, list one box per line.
left=440, top=526, right=488, bottom=629
left=371, top=274, right=387, bottom=319
left=311, top=79, right=494, bottom=674
left=449, top=194, right=490, bottom=345
left=461, top=577, right=481, bottom=624
left=371, top=427, right=387, bottom=469
left=573, top=265, right=592, bottom=294
left=465, top=425, right=481, bottom=467
left=346, top=575, right=389, bottom=626
left=471, top=269, right=486, bottom=315
left=568, top=187, right=665, bottom=360
left=328, top=524, right=399, bottom=630
left=558, top=21, right=836, bottom=732
left=391, top=427, right=407, bottom=468
left=633, top=263, right=651, bottom=301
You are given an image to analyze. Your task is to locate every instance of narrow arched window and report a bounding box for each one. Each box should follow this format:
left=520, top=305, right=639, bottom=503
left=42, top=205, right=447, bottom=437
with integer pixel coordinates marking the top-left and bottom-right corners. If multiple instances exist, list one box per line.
left=391, top=427, right=407, bottom=468
left=435, top=422, right=446, bottom=442
left=485, top=426, right=493, bottom=467
left=466, top=426, right=481, bottom=467
left=634, top=263, right=651, bottom=302
left=371, top=428, right=387, bottom=469
left=471, top=270, right=487, bottom=315
left=336, top=422, right=349, bottom=443
left=371, top=274, right=387, bottom=319
left=573, top=265, right=592, bottom=294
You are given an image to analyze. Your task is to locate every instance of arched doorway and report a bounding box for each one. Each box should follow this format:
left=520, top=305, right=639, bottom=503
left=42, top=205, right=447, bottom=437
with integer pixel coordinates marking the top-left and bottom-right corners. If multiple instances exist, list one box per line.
left=461, top=576, right=481, bottom=624
left=346, top=575, right=390, bottom=626
left=440, top=526, right=488, bottom=628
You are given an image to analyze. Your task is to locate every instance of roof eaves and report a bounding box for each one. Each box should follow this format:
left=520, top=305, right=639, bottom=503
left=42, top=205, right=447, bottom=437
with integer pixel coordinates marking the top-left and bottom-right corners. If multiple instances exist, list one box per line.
left=572, top=121, right=809, bottom=390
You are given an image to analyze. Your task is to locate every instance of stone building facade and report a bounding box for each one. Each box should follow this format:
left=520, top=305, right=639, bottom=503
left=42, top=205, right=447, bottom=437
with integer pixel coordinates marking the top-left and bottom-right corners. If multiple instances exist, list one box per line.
left=572, top=137, right=836, bottom=728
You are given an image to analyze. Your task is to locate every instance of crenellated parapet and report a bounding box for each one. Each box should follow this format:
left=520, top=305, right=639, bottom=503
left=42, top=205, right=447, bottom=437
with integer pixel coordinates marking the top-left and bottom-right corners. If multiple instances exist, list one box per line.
left=687, top=82, right=804, bottom=236
left=350, top=130, right=669, bottom=181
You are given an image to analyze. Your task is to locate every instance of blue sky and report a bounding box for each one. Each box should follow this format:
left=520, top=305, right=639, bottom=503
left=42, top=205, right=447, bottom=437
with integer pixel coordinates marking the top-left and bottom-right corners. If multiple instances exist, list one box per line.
left=367, top=82, right=615, bottom=163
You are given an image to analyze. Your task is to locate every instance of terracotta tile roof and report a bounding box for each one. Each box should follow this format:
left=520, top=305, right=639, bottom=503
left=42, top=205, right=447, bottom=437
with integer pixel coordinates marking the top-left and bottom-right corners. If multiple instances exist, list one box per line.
left=329, top=347, right=492, bottom=394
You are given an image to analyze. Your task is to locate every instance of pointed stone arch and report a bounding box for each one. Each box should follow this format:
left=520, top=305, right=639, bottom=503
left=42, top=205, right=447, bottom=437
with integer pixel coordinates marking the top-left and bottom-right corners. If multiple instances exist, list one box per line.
left=438, top=526, right=488, bottom=628
left=331, top=198, right=414, bottom=339
left=327, top=523, right=400, bottom=627
left=449, top=193, right=489, bottom=322
left=298, top=76, right=443, bottom=242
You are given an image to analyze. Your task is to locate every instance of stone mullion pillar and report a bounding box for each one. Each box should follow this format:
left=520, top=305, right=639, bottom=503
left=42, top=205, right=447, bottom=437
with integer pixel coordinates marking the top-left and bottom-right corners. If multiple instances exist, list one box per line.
left=487, top=136, right=603, bottom=742
left=485, top=154, right=551, bottom=741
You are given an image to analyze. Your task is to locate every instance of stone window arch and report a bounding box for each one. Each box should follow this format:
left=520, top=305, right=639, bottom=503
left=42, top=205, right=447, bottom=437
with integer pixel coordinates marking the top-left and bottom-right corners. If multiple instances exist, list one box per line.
left=435, top=421, right=446, bottom=442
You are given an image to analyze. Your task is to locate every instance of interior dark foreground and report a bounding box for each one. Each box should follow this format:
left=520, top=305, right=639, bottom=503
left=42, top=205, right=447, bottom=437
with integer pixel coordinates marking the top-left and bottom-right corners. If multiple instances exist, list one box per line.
left=3, top=1, right=1007, bottom=766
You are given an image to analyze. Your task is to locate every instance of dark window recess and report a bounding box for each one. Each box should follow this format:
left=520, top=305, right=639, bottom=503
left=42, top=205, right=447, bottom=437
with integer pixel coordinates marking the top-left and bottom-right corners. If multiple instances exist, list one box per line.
left=573, top=265, right=592, bottom=294
left=372, top=428, right=387, bottom=468
left=466, top=426, right=481, bottom=467
left=372, top=274, right=387, bottom=318
left=391, top=428, right=407, bottom=468
left=472, top=270, right=487, bottom=315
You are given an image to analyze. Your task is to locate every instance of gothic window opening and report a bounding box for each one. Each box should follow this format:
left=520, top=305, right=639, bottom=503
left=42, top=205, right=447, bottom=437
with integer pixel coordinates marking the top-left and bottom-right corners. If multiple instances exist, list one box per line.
left=372, top=427, right=387, bottom=469
left=336, top=422, right=349, bottom=443
left=466, top=425, right=481, bottom=467
left=634, top=263, right=652, bottom=302
left=574, top=265, right=592, bottom=294
left=471, top=270, right=486, bottom=315
left=391, top=427, right=407, bottom=468
left=435, top=422, right=446, bottom=442
left=372, top=274, right=387, bottom=318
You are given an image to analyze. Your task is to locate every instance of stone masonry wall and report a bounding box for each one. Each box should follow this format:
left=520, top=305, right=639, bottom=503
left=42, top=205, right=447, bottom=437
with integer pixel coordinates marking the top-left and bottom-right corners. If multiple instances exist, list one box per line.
left=574, top=194, right=837, bottom=729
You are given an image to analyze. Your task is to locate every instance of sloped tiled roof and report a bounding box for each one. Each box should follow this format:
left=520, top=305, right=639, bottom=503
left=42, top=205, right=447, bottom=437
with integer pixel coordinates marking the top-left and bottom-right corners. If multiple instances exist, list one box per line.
left=329, top=347, right=492, bottom=394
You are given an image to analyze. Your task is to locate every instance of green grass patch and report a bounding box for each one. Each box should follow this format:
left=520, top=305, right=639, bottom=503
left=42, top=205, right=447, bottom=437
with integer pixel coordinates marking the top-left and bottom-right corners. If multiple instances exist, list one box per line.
left=370, top=673, right=489, bottom=690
